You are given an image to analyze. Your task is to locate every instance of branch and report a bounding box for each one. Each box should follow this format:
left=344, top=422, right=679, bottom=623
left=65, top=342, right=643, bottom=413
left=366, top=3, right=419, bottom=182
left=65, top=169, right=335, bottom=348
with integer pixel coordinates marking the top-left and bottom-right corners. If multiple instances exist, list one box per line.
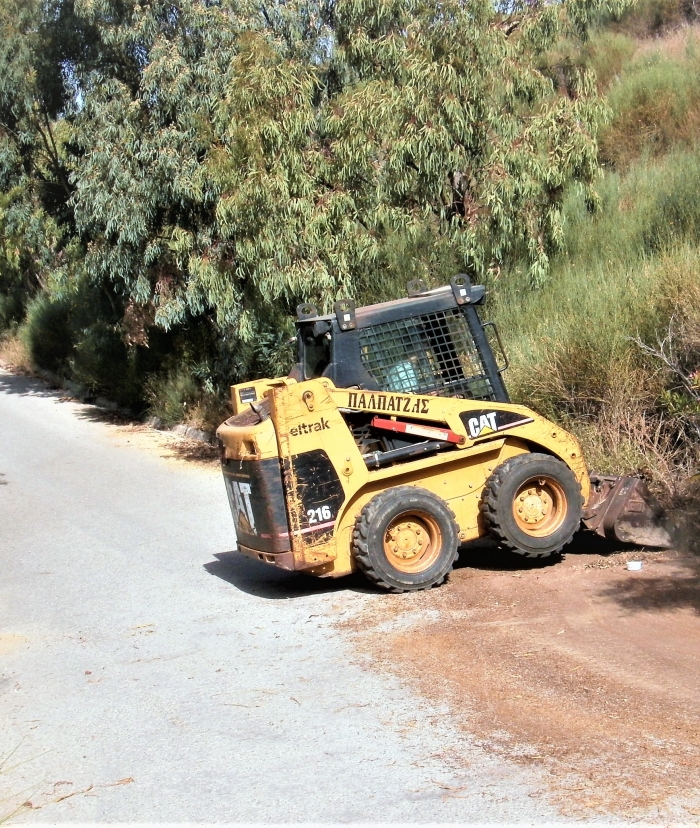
left=633, top=318, right=700, bottom=404
left=499, top=18, right=521, bottom=37
left=33, top=107, right=72, bottom=199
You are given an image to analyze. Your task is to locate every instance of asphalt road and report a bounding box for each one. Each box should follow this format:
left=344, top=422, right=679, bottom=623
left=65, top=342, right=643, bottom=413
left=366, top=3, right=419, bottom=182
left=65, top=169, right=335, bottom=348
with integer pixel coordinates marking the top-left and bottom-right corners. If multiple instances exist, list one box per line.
left=0, top=368, right=569, bottom=823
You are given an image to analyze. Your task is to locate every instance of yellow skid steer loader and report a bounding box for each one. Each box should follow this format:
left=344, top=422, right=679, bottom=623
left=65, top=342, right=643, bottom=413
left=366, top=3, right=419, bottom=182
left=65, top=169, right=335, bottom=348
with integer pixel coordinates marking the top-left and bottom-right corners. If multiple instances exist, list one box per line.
left=217, top=276, right=672, bottom=592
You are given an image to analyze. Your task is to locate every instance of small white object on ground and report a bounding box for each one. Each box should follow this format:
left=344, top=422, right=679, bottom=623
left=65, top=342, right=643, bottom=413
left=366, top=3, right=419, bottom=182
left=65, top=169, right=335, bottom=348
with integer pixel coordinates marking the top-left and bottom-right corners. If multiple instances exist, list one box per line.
left=627, top=560, right=643, bottom=571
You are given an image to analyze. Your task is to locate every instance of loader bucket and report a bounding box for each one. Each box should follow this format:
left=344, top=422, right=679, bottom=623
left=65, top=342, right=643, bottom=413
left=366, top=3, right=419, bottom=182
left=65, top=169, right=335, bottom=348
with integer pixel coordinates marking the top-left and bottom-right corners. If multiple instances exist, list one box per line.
left=582, top=474, right=674, bottom=548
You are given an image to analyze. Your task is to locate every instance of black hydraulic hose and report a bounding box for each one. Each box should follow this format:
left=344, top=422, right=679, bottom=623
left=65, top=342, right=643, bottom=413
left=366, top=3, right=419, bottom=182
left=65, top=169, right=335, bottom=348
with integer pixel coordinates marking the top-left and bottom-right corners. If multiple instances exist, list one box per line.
left=363, top=440, right=451, bottom=470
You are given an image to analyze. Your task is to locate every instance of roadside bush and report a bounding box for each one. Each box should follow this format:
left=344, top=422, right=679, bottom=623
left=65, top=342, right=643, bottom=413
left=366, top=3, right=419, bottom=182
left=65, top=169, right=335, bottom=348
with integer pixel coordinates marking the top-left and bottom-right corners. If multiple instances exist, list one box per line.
left=18, top=281, right=177, bottom=411
left=69, top=321, right=142, bottom=409
left=21, top=294, right=75, bottom=375
left=0, top=273, right=26, bottom=332
left=144, top=366, right=228, bottom=430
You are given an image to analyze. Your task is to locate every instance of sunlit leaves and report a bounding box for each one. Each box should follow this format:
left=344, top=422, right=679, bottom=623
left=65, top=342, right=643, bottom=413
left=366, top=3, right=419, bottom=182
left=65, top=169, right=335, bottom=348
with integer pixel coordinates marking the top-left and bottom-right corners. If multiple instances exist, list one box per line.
left=2, top=0, right=624, bottom=381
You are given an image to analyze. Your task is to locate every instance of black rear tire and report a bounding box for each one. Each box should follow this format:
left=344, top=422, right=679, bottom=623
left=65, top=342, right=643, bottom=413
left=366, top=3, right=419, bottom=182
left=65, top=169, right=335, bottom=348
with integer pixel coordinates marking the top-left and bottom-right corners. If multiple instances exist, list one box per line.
left=480, top=453, right=583, bottom=558
left=352, top=486, right=459, bottom=592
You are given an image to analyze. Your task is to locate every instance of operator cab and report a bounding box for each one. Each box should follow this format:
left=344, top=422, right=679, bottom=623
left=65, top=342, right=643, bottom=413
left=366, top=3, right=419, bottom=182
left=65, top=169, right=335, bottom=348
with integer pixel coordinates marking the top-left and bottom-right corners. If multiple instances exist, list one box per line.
left=290, top=275, right=509, bottom=403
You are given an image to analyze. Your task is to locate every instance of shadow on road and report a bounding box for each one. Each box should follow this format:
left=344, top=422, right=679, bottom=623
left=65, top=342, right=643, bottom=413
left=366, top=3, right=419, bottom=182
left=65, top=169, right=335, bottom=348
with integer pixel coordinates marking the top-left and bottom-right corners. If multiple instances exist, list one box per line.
left=207, top=532, right=654, bottom=598
left=75, top=406, right=134, bottom=425
left=597, top=554, right=700, bottom=615
left=205, top=550, right=380, bottom=599
left=454, top=538, right=563, bottom=572
left=0, top=368, right=130, bottom=420
left=453, top=531, right=625, bottom=572
left=1, top=366, right=220, bottom=465
left=0, top=370, right=60, bottom=398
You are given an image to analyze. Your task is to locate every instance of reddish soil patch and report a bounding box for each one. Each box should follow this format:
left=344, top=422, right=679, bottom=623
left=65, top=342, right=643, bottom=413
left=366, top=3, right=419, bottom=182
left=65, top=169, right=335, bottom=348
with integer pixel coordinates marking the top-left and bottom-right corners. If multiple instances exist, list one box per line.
left=344, top=538, right=700, bottom=819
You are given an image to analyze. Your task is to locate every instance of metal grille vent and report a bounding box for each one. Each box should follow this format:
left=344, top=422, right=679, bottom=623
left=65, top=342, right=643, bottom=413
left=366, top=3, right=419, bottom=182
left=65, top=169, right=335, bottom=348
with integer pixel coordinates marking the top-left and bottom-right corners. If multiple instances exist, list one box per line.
left=358, top=308, right=496, bottom=400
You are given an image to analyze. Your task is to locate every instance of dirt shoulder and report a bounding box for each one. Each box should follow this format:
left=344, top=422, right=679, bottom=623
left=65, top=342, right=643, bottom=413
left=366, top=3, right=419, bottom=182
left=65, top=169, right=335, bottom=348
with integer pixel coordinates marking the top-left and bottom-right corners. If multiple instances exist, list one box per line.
left=343, top=538, right=700, bottom=820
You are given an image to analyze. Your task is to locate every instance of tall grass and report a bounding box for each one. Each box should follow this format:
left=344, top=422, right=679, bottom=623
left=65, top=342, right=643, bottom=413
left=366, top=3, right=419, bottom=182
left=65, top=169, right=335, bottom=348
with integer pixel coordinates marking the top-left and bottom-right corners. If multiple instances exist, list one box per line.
left=508, top=16, right=700, bottom=498
left=560, top=149, right=700, bottom=265
left=607, top=0, right=699, bottom=39
left=490, top=149, right=700, bottom=494
left=600, top=29, right=700, bottom=168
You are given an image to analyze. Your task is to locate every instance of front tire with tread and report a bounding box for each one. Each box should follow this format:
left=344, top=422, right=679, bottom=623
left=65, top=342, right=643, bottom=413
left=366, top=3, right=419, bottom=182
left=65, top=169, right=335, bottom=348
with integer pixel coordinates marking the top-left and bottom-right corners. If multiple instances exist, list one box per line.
left=480, top=453, right=583, bottom=558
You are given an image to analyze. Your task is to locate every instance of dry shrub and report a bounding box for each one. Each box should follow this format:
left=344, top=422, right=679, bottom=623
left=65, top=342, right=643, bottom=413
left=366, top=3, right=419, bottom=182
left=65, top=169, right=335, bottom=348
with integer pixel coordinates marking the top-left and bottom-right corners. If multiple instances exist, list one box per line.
left=585, top=31, right=637, bottom=90
left=631, top=275, right=700, bottom=495
left=0, top=331, right=33, bottom=374
left=522, top=343, right=697, bottom=499
left=655, top=246, right=700, bottom=316
left=600, top=43, right=700, bottom=169
left=632, top=22, right=700, bottom=59
left=609, top=0, right=699, bottom=39
left=515, top=344, right=677, bottom=489
left=496, top=245, right=700, bottom=501
left=144, top=367, right=230, bottom=431
left=519, top=340, right=641, bottom=422
left=182, top=397, right=231, bottom=432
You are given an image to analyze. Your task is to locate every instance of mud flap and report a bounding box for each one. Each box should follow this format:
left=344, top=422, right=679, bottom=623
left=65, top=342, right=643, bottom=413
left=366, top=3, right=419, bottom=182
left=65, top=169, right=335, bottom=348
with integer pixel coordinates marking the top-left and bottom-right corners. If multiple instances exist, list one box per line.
left=582, top=474, right=674, bottom=548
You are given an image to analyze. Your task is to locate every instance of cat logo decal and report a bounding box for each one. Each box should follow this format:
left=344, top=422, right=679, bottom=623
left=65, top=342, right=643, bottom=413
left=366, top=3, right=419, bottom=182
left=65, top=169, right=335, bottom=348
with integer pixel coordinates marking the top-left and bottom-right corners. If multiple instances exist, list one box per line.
left=460, top=410, right=534, bottom=440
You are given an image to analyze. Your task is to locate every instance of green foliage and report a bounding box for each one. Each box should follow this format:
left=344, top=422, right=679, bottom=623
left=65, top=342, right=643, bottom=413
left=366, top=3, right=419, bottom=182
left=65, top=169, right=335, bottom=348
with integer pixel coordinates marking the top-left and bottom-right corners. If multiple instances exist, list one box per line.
left=580, top=159, right=694, bottom=278
left=542, top=29, right=636, bottom=96
left=21, top=293, right=75, bottom=374
left=600, top=36, right=700, bottom=168
left=9, top=0, right=700, bottom=478
left=490, top=152, right=700, bottom=426
left=561, top=149, right=700, bottom=266
left=69, top=320, right=142, bottom=407
left=606, top=0, right=698, bottom=37
left=0, top=0, right=91, bottom=332
left=490, top=169, right=700, bottom=492
left=67, top=0, right=621, bottom=368
left=144, top=366, right=228, bottom=428
left=488, top=24, right=700, bottom=490
left=0, top=264, right=25, bottom=331
left=19, top=274, right=177, bottom=408
left=661, top=389, right=700, bottom=416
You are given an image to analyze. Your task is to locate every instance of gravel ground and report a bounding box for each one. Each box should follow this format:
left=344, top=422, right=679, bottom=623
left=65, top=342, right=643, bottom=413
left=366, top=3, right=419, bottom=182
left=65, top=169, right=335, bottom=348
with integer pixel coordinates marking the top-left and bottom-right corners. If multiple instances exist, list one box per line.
left=0, top=368, right=581, bottom=824
left=342, top=535, right=700, bottom=823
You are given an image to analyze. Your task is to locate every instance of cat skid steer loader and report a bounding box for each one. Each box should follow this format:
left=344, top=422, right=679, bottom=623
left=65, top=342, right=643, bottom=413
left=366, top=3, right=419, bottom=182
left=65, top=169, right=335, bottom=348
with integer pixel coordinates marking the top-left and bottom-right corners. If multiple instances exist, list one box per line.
left=216, top=276, right=672, bottom=592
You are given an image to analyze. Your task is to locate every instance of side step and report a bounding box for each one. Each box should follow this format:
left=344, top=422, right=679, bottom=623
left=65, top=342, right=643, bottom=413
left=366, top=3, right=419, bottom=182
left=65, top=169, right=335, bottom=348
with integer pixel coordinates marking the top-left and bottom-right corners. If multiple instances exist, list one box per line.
left=582, top=473, right=674, bottom=548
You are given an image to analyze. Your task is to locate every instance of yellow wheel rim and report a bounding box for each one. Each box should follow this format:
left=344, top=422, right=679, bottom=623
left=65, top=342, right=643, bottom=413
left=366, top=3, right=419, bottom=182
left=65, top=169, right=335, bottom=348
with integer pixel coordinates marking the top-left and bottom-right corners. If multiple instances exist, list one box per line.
left=383, top=511, right=443, bottom=574
left=512, top=476, right=568, bottom=538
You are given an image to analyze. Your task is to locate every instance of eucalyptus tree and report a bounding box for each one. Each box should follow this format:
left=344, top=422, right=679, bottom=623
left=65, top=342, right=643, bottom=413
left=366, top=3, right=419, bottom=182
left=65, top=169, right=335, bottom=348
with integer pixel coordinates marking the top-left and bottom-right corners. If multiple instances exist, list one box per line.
left=0, top=0, right=136, bottom=325
left=15, top=0, right=628, bottom=382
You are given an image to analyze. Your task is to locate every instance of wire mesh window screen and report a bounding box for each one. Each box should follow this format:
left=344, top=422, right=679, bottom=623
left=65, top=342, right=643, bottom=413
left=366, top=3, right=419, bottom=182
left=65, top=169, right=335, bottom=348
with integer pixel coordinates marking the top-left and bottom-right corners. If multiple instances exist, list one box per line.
left=359, top=308, right=496, bottom=400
